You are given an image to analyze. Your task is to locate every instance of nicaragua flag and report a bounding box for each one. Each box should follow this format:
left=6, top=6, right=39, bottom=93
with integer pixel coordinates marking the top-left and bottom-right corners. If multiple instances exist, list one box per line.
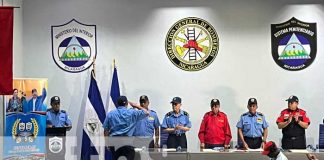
left=107, top=65, right=120, bottom=112
left=81, top=70, right=111, bottom=160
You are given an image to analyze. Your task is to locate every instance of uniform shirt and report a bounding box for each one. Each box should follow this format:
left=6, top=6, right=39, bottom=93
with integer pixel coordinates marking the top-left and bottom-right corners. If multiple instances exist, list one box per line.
left=46, top=109, right=72, bottom=127
left=269, top=152, right=288, bottom=160
left=198, top=111, right=232, bottom=145
left=236, top=112, right=268, bottom=138
left=161, top=110, right=191, bottom=135
left=103, top=106, right=147, bottom=136
left=133, top=110, right=160, bottom=137
left=276, top=108, right=310, bottom=137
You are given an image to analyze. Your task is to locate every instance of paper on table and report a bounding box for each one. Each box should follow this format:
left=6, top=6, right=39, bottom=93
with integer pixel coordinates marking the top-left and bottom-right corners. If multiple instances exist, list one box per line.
left=202, top=149, right=220, bottom=152
left=162, top=148, right=177, bottom=152
left=289, top=149, right=309, bottom=153
left=247, top=148, right=264, bottom=152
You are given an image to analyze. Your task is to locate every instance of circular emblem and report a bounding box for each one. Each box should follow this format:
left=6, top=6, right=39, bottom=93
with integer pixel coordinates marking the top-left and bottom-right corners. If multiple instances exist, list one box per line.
left=49, top=137, right=63, bottom=153
left=165, top=17, right=219, bottom=71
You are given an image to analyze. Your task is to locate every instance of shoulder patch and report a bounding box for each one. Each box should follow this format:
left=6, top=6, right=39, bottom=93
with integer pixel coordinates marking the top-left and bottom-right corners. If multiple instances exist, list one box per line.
left=257, top=112, right=264, bottom=116
left=166, top=111, right=172, bottom=117
left=150, top=110, right=156, bottom=113
left=183, top=111, right=189, bottom=117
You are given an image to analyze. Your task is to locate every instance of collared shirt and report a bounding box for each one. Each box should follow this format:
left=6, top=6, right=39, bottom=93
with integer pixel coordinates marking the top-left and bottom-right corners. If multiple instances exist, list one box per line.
left=25, top=88, right=47, bottom=113
left=103, top=106, right=147, bottom=136
left=236, top=112, right=268, bottom=138
left=198, top=111, right=232, bottom=145
left=270, top=152, right=288, bottom=160
left=46, top=109, right=72, bottom=127
left=133, top=110, right=160, bottom=137
left=33, top=98, right=36, bottom=111
left=161, top=110, right=191, bottom=135
left=276, top=108, right=310, bottom=137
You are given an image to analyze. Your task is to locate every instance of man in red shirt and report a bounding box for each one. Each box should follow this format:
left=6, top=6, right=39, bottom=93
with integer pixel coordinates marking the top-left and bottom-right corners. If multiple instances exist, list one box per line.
left=198, top=99, right=232, bottom=149
left=276, top=95, right=310, bottom=149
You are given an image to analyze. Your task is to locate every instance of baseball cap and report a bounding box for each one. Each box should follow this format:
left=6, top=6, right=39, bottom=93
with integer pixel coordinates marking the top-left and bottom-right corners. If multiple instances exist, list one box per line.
left=170, top=97, right=181, bottom=104
left=248, top=98, right=257, bottom=105
left=117, top=96, right=128, bottom=106
left=210, top=99, right=220, bottom=106
left=286, top=95, right=299, bottom=103
left=262, top=141, right=277, bottom=155
left=51, top=96, right=60, bottom=104
left=139, top=95, right=149, bottom=103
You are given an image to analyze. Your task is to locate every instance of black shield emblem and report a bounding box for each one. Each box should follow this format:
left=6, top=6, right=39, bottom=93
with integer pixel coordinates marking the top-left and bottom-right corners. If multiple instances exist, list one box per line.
left=271, top=17, right=317, bottom=71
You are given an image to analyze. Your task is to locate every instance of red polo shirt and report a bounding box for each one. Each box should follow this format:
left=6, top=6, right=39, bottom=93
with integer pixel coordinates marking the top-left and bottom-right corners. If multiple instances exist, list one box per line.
left=198, top=111, right=232, bottom=145
left=276, top=108, right=310, bottom=124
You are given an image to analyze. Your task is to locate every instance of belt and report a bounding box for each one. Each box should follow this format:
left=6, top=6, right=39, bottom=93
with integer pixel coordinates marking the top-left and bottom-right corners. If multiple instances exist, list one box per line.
left=170, top=133, right=185, bottom=136
left=244, top=136, right=262, bottom=140
left=283, top=135, right=304, bottom=140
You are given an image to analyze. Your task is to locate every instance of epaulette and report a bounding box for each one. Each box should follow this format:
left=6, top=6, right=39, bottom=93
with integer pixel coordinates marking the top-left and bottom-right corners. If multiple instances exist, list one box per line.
left=61, top=110, right=66, bottom=113
left=47, top=108, right=52, bottom=112
left=183, top=111, right=189, bottom=117
left=150, top=110, right=156, bottom=113
left=166, top=111, right=172, bottom=117
left=257, top=112, right=264, bottom=116
left=242, top=112, right=249, bottom=116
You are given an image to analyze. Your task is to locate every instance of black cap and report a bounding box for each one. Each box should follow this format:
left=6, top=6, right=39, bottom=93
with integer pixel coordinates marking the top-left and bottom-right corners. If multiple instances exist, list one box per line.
left=170, top=97, right=181, bottom=104
left=210, top=99, right=220, bottom=106
left=286, top=95, right=299, bottom=103
left=139, top=95, right=149, bottom=104
left=248, top=98, right=257, bottom=105
left=117, top=96, right=128, bottom=106
left=51, top=96, right=60, bottom=104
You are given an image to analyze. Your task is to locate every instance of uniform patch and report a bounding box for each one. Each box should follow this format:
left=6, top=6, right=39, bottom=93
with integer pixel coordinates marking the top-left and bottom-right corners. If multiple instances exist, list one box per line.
left=51, top=19, right=97, bottom=73
left=271, top=17, right=317, bottom=71
left=165, top=17, right=219, bottom=71
left=257, top=117, right=263, bottom=123
left=148, top=116, right=155, bottom=121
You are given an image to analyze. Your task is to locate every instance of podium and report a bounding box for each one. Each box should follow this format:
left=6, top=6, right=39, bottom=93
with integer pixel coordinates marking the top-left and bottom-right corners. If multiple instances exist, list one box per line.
left=46, top=127, right=70, bottom=160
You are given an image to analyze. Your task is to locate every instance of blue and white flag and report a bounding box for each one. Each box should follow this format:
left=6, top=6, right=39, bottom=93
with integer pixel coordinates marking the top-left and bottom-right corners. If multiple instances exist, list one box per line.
left=81, top=70, right=110, bottom=160
left=107, top=65, right=120, bottom=112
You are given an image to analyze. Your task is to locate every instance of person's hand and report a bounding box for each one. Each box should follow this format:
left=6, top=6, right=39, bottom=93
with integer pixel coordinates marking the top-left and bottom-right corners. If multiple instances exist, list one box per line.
left=200, top=143, right=205, bottom=150
left=294, top=113, right=300, bottom=122
left=261, top=141, right=266, bottom=149
left=224, top=144, right=230, bottom=149
left=306, top=153, right=319, bottom=160
left=129, top=101, right=139, bottom=108
left=287, top=115, right=293, bottom=123
left=154, top=142, right=159, bottom=148
left=243, top=142, right=249, bottom=150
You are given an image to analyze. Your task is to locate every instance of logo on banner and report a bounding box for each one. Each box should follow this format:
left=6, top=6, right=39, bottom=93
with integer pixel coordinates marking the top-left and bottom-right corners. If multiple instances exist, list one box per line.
left=51, top=19, right=97, bottom=73
left=165, top=17, right=219, bottom=71
left=86, top=118, right=99, bottom=135
left=49, top=136, right=63, bottom=153
left=12, top=118, right=39, bottom=143
left=271, top=17, right=317, bottom=71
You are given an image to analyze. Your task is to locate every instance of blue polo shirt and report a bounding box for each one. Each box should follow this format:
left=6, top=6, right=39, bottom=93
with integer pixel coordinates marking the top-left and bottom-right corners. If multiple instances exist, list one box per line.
left=46, top=109, right=72, bottom=127
left=103, top=106, right=148, bottom=136
left=236, top=112, right=268, bottom=138
left=133, top=110, right=160, bottom=137
left=161, top=110, right=191, bottom=135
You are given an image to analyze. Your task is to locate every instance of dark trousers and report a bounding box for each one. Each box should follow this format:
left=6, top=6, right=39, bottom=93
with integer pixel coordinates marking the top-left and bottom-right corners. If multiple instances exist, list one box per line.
left=167, top=134, right=187, bottom=149
left=205, top=143, right=224, bottom=149
left=282, top=135, right=306, bottom=149
left=244, top=136, right=262, bottom=149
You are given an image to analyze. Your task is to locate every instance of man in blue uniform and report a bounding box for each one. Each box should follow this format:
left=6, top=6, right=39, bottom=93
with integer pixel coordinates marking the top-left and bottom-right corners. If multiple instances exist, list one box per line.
left=161, top=97, right=191, bottom=149
left=236, top=98, right=268, bottom=149
left=24, top=88, right=47, bottom=113
left=133, top=95, right=160, bottom=148
left=103, top=95, right=149, bottom=136
left=46, top=96, right=72, bottom=129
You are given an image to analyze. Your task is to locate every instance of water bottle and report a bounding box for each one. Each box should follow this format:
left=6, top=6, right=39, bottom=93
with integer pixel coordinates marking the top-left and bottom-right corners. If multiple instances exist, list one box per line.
left=176, top=146, right=182, bottom=152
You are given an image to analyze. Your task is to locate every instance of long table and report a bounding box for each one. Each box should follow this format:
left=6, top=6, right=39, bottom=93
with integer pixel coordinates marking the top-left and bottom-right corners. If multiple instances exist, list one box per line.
left=134, top=151, right=324, bottom=160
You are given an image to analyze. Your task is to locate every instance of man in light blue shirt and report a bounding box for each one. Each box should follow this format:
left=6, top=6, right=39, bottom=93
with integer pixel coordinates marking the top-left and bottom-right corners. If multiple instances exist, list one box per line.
left=46, top=96, right=72, bottom=129
left=103, top=95, right=149, bottom=136
left=133, top=95, right=160, bottom=148
left=24, top=88, right=47, bottom=113
left=236, top=98, right=268, bottom=149
left=161, top=97, right=191, bottom=149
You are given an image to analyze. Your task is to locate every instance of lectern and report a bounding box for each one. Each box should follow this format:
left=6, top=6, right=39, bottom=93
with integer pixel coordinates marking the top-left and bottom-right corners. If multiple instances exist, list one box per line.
left=46, top=127, right=70, bottom=159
